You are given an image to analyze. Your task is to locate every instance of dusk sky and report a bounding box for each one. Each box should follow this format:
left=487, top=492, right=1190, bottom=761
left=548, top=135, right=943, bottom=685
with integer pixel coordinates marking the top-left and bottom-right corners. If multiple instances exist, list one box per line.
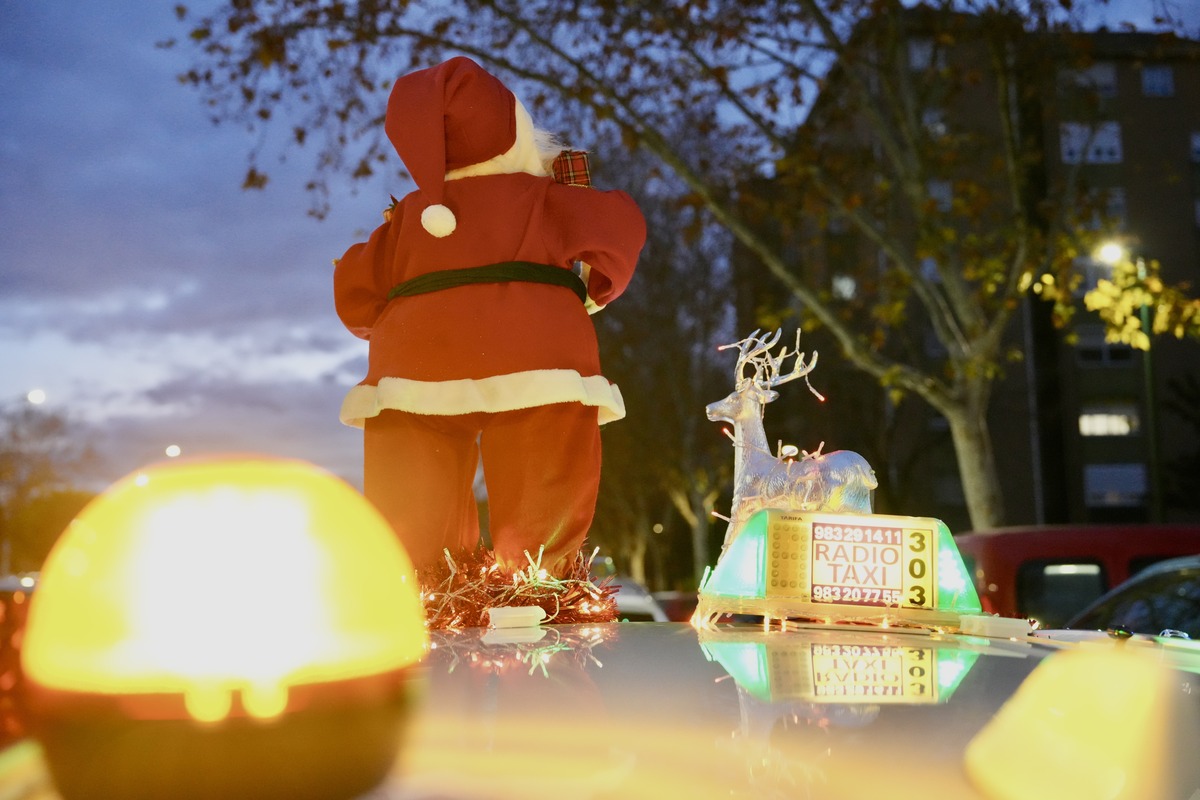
left=1, top=1, right=1196, bottom=494
left=1, top=1, right=383, bottom=489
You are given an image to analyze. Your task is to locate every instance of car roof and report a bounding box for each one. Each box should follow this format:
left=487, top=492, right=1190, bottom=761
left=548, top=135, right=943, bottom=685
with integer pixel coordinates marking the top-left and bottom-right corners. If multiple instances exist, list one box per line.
left=953, top=524, right=1200, bottom=571
left=397, top=622, right=1039, bottom=797
left=1128, top=553, right=1200, bottom=577
left=955, top=523, right=1200, bottom=547
left=4, top=620, right=1200, bottom=797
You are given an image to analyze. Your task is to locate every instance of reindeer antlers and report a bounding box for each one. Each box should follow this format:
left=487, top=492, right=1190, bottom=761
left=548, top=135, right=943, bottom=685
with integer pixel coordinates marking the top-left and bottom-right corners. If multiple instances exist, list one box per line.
left=718, top=328, right=781, bottom=385
left=718, top=329, right=823, bottom=399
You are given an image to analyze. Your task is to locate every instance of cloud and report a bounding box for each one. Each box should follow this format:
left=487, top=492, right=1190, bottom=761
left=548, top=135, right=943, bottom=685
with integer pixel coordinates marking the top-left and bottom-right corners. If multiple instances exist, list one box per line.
left=0, top=0, right=386, bottom=489
left=87, top=371, right=366, bottom=491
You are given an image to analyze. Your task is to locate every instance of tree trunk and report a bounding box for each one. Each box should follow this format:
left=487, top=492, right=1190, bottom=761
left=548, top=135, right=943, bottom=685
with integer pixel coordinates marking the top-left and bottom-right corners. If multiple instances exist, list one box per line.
left=627, top=531, right=648, bottom=586
left=669, top=485, right=718, bottom=587
left=943, top=389, right=1005, bottom=530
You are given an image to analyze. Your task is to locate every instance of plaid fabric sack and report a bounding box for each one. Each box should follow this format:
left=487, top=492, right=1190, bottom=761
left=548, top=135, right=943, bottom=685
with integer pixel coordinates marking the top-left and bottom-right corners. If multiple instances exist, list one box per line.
left=551, top=150, right=591, bottom=187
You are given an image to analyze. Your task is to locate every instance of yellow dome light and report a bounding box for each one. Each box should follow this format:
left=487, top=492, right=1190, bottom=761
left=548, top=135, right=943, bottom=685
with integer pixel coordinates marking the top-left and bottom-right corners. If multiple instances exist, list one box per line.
left=20, top=456, right=428, bottom=799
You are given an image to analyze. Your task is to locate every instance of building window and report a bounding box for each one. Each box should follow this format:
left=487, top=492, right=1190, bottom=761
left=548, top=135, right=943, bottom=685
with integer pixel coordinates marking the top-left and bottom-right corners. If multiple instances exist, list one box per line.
left=1081, top=187, right=1127, bottom=231
left=924, top=327, right=947, bottom=358
left=1077, top=254, right=1114, bottom=294
left=1079, top=403, right=1140, bottom=436
left=933, top=474, right=964, bottom=505
left=1059, top=62, right=1117, bottom=97
left=831, top=274, right=857, bottom=300
left=1191, top=132, right=1200, bottom=162
left=1075, top=325, right=1134, bottom=366
left=1061, top=122, right=1123, bottom=164
left=1084, top=463, right=1147, bottom=507
left=1195, top=198, right=1200, bottom=228
left=927, top=179, right=952, bottom=212
left=1141, top=65, right=1174, bottom=97
left=908, top=38, right=945, bottom=70
left=922, top=107, right=948, bottom=138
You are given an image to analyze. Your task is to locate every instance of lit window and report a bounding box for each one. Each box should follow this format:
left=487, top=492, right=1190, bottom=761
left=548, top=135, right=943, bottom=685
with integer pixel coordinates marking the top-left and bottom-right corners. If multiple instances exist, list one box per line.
left=1084, top=463, right=1147, bottom=507
left=1043, top=564, right=1102, bottom=577
left=831, top=274, right=857, bottom=300
left=1141, top=65, right=1174, bottom=97
left=1060, top=122, right=1123, bottom=164
left=1079, top=403, right=1140, bottom=436
left=1191, top=132, right=1200, bottom=162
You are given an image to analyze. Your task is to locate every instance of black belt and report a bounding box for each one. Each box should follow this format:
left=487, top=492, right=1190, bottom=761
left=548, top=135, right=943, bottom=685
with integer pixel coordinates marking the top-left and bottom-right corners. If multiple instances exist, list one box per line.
left=388, top=262, right=587, bottom=303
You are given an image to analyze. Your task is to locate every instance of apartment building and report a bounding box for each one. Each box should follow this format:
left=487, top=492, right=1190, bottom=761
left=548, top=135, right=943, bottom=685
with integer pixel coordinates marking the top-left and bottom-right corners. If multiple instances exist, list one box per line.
left=734, top=11, right=1200, bottom=528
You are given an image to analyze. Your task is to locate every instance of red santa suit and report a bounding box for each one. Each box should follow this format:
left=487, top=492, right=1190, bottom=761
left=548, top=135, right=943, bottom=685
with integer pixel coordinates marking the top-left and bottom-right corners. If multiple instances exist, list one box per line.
left=334, top=57, right=646, bottom=575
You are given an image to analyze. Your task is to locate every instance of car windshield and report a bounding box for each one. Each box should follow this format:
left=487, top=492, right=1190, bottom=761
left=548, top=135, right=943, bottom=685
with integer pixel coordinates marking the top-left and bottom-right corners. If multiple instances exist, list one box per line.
left=1068, top=566, right=1200, bottom=638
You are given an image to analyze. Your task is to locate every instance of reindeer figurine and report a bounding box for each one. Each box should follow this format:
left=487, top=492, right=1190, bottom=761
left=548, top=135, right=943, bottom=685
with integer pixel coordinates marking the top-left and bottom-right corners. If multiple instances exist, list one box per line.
left=706, top=329, right=878, bottom=551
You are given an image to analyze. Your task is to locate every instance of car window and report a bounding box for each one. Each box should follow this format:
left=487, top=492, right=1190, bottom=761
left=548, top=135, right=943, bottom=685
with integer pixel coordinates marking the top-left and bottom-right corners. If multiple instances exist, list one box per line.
left=1128, top=554, right=1178, bottom=577
left=1016, top=560, right=1106, bottom=628
left=1070, top=568, right=1200, bottom=638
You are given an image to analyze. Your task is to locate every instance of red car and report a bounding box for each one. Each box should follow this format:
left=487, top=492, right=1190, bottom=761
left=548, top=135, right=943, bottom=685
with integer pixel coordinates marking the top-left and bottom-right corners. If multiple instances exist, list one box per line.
left=953, top=524, right=1200, bottom=628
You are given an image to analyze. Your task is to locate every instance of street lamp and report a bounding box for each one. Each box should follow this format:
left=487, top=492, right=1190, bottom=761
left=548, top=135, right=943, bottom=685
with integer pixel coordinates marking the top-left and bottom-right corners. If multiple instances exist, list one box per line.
left=1094, top=241, right=1161, bottom=522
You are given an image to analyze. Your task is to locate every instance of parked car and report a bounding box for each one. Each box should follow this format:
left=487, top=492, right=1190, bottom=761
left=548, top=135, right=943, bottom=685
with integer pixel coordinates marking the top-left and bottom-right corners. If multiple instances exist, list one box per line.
left=1063, top=554, right=1200, bottom=639
left=650, top=589, right=700, bottom=622
left=590, top=557, right=670, bottom=622
left=609, top=576, right=669, bottom=622
left=954, top=524, right=1200, bottom=628
left=0, top=575, right=36, bottom=749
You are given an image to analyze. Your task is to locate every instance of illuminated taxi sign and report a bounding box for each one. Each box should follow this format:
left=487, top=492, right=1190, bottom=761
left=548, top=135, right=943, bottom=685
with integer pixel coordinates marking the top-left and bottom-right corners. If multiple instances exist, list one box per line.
left=773, top=515, right=937, bottom=610
left=810, top=643, right=937, bottom=703
left=695, top=510, right=981, bottom=628
left=700, top=630, right=980, bottom=705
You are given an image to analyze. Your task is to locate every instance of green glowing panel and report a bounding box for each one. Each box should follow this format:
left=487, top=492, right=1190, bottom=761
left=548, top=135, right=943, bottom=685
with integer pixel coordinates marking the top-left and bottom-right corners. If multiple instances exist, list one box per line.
left=700, top=640, right=770, bottom=700
left=702, top=511, right=769, bottom=597
left=934, top=522, right=982, bottom=613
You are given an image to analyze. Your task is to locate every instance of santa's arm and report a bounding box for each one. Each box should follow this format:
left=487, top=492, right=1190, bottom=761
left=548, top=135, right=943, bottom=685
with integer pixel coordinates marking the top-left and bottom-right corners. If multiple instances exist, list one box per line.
left=333, top=207, right=401, bottom=339
left=549, top=186, right=647, bottom=310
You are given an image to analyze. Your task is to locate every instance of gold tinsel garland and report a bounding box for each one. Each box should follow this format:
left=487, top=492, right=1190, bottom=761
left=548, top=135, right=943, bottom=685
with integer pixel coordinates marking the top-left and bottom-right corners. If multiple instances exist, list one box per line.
left=418, top=545, right=619, bottom=630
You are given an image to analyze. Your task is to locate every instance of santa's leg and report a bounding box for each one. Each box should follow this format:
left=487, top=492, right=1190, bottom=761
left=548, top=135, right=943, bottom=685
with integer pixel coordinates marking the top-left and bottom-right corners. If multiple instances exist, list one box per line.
left=481, top=402, right=601, bottom=575
left=363, top=409, right=482, bottom=571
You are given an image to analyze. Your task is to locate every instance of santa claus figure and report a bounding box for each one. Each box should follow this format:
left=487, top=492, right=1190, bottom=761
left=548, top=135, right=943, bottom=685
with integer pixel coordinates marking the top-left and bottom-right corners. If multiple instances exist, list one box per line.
left=334, top=57, right=646, bottom=580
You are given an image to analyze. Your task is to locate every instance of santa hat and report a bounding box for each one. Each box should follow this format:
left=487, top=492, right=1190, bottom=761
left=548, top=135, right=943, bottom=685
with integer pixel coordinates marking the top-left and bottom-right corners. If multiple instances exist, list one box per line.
left=385, top=57, right=517, bottom=238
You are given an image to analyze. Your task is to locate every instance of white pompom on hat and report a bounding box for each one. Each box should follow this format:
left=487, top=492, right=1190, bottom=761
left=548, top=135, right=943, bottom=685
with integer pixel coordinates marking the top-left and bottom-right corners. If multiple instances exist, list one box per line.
left=384, top=57, right=518, bottom=238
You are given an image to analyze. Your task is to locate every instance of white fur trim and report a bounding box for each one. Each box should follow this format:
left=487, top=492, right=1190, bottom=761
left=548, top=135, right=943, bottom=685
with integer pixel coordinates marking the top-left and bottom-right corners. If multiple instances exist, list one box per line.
left=444, top=98, right=549, bottom=181
left=339, top=369, right=626, bottom=428
left=421, top=203, right=456, bottom=237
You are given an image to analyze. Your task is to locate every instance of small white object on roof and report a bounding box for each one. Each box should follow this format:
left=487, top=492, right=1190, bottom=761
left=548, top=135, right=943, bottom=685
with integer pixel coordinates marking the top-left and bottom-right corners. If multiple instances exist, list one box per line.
left=959, top=614, right=1033, bottom=639
left=486, top=605, right=547, bottom=629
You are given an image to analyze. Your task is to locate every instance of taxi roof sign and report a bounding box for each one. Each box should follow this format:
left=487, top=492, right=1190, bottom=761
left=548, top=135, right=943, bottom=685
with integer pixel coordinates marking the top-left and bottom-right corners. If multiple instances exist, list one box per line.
left=694, top=510, right=983, bottom=630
